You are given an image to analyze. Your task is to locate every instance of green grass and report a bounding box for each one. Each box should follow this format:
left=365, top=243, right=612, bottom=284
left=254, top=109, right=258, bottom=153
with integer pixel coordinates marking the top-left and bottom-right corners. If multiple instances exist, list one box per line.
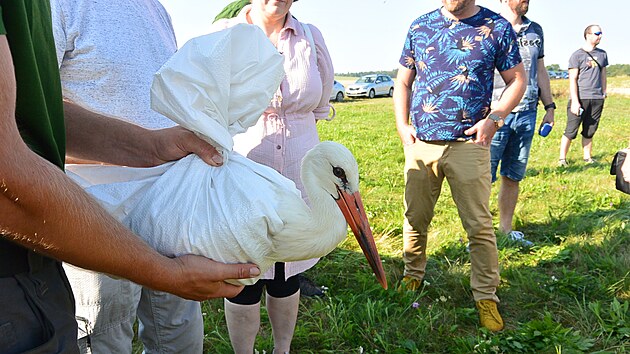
left=137, top=81, right=630, bottom=353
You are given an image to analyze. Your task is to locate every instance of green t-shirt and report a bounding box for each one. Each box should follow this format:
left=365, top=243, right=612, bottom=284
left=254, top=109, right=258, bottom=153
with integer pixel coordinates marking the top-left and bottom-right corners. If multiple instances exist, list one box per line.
left=0, top=0, right=65, bottom=169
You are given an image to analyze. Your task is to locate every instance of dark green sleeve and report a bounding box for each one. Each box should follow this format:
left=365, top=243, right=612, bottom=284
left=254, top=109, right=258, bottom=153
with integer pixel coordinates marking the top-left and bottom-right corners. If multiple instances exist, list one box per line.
left=0, top=6, right=6, bottom=34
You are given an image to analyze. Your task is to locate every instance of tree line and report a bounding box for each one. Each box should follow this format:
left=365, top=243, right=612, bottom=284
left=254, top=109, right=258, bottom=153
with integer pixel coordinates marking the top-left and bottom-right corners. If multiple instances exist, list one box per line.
left=546, top=64, right=630, bottom=76
left=337, top=64, right=630, bottom=78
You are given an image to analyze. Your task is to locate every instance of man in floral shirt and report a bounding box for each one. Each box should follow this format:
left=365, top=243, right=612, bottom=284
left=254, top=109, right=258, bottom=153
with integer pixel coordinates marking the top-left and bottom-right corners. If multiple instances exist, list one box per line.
left=394, top=0, right=526, bottom=331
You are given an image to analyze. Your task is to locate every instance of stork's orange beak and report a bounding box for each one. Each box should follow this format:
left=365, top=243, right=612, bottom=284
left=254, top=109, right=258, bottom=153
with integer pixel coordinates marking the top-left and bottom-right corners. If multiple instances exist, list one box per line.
left=335, top=187, right=388, bottom=289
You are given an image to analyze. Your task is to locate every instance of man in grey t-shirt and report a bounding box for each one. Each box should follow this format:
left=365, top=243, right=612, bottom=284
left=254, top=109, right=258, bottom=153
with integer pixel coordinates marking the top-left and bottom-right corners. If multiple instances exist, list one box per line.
left=558, top=24, right=608, bottom=166
left=490, top=0, right=555, bottom=246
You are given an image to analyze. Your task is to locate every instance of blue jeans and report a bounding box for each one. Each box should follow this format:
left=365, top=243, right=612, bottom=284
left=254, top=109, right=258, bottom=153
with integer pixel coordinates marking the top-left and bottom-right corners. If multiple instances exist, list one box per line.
left=490, top=110, right=537, bottom=182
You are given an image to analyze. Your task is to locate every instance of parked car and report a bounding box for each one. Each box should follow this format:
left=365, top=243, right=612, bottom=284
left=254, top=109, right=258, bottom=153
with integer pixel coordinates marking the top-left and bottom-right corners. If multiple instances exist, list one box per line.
left=330, top=80, right=345, bottom=102
left=346, top=74, right=394, bottom=98
left=547, top=70, right=568, bottom=79
left=547, top=70, right=560, bottom=79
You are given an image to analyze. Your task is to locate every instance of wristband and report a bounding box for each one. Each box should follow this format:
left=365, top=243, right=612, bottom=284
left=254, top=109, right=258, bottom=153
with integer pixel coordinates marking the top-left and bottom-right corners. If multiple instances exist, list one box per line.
left=544, top=102, right=556, bottom=110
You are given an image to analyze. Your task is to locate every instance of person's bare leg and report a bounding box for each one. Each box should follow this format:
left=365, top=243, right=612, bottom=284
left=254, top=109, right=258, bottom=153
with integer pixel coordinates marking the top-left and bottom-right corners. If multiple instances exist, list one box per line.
left=582, top=137, right=593, bottom=160
left=498, top=176, right=519, bottom=234
left=224, top=299, right=261, bottom=354
left=266, top=291, right=300, bottom=354
left=559, top=135, right=572, bottom=161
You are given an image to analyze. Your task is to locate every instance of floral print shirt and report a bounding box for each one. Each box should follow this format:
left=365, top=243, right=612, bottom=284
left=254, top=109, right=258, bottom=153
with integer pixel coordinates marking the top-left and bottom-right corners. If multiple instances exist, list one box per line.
left=399, top=6, right=521, bottom=141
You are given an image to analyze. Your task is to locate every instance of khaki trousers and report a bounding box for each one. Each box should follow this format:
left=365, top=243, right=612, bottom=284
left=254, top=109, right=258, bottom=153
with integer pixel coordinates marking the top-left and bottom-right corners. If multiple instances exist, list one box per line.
left=402, top=140, right=499, bottom=302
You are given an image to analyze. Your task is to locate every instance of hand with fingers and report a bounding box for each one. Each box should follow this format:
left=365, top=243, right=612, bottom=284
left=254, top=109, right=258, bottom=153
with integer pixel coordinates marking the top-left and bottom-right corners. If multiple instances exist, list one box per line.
left=161, top=255, right=261, bottom=301
left=464, top=118, right=497, bottom=146
left=151, top=126, right=225, bottom=167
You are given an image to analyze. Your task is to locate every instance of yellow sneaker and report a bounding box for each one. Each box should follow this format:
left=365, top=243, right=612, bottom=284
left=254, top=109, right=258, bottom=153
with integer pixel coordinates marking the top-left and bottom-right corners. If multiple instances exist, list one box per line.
left=397, top=275, right=422, bottom=292
left=476, top=300, right=504, bottom=332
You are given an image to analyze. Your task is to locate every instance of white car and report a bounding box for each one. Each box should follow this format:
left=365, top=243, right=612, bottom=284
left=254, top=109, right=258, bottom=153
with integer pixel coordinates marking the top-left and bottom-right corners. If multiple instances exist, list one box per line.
left=330, top=80, right=345, bottom=102
left=346, top=74, right=394, bottom=98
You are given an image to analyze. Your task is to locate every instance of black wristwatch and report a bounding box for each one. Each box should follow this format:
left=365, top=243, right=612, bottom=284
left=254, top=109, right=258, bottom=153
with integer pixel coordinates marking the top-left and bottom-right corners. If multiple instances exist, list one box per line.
left=544, top=102, right=556, bottom=111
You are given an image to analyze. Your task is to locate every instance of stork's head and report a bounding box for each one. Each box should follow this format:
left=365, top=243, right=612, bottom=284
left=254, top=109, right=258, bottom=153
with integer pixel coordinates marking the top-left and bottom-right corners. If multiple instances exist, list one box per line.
left=301, top=141, right=388, bottom=289
left=302, top=141, right=360, bottom=198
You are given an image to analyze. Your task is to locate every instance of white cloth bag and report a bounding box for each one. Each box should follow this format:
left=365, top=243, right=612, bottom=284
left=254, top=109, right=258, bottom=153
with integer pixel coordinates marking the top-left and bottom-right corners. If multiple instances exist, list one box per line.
left=67, top=24, right=297, bottom=283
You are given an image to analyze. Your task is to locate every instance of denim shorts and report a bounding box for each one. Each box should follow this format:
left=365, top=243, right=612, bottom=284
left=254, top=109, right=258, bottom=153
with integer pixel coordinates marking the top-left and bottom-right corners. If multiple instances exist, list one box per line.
left=490, top=110, right=537, bottom=182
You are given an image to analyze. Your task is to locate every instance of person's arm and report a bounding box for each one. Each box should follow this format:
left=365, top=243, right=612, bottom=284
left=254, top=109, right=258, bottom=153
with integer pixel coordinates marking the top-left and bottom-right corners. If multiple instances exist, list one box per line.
left=394, top=65, right=417, bottom=146
left=465, top=63, right=526, bottom=145
left=0, top=36, right=258, bottom=300
left=568, top=67, right=580, bottom=115
left=536, top=58, right=555, bottom=127
left=601, top=66, right=607, bottom=98
left=64, top=101, right=224, bottom=167
left=308, top=24, right=335, bottom=121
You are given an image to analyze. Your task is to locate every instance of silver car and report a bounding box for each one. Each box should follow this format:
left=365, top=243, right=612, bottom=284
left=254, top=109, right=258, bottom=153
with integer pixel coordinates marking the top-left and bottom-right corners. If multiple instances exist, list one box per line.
left=329, top=80, right=345, bottom=102
left=346, top=74, right=394, bottom=98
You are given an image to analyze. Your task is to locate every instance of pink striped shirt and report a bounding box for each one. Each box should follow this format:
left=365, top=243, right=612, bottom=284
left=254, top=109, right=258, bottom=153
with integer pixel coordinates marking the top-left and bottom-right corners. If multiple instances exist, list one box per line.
left=212, top=7, right=335, bottom=280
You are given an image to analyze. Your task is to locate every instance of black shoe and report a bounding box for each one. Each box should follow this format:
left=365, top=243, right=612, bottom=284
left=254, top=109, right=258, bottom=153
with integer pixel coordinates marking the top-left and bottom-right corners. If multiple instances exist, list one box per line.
left=298, top=274, right=324, bottom=297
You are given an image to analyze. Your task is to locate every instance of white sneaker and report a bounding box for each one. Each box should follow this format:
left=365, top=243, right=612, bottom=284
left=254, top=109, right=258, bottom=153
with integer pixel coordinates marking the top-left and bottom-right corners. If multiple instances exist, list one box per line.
left=508, top=231, right=534, bottom=247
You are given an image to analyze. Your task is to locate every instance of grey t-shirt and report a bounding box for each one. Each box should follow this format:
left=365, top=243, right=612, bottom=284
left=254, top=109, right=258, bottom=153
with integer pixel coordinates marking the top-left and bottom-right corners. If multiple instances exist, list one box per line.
left=568, top=47, right=608, bottom=99
left=493, top=18, right=544, bottom=112
left=51, top=0, right=178, bottom=129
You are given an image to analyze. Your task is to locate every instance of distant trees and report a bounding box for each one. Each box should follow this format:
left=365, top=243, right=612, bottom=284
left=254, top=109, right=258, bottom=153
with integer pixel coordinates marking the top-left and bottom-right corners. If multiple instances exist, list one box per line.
left=338, top=64, right=630, bottom=78
left=546, top=64, right=562, bottom=72
left=607, top=64, right=630, bottom=77
left=546, top=63, right=630, bottom=77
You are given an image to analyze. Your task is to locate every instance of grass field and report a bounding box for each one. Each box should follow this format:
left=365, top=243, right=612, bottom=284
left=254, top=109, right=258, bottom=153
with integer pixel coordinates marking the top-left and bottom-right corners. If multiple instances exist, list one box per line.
left=136, top=78, right=629, bottom=353
left=191, top=77, right=630, bottom=353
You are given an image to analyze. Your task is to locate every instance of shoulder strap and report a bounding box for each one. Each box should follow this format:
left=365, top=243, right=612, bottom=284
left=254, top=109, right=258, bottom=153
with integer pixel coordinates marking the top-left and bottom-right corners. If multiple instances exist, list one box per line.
left=581, top=49, right=602, bottom=70
left=301, top=22, right=316, bottom=57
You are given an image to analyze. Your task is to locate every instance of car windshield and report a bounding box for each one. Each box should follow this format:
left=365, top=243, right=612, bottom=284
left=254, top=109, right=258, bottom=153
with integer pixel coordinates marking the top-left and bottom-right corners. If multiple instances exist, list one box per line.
left=356, top=76, right=375, bottom=83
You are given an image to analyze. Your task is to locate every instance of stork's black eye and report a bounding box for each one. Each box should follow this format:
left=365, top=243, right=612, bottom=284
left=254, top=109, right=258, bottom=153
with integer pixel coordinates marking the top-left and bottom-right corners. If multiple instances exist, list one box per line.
left=332, top=166, right=346, bottom=180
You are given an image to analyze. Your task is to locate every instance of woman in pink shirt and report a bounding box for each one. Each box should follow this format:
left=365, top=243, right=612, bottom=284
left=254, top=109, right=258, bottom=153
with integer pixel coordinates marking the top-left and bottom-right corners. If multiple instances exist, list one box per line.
left=212, top=0, right=334, bottom=352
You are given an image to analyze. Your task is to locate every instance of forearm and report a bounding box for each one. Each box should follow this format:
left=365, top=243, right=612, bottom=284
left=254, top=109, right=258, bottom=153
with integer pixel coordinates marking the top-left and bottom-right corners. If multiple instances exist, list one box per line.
left=394, top=87, right=411, bottom=130
left=394, top=67, right=414, bottom=131
left=1, top=138, right=175, bottom=289
left=569, top=68, right=580, bottom=102
left=537, top=61, right=553, bottom=106
left=493, top=63, right=526, bottom=117
left=64, top=101, right=161, bottom=167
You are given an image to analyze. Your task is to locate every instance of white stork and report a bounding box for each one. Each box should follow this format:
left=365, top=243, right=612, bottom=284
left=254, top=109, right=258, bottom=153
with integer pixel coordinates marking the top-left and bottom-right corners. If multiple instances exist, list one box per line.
left=117, top=141, right=387, bottom=289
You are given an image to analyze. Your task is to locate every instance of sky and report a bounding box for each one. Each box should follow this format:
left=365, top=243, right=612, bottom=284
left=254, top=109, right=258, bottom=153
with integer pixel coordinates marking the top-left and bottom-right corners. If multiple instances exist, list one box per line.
left=160, top=0, right=627, bottom=74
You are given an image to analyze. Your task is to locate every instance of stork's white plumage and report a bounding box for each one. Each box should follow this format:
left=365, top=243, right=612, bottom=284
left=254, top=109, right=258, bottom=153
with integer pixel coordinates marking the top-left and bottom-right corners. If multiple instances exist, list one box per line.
left=268, top=141, right=387, bottom=289
left=119, top=141, right=387, bottom=289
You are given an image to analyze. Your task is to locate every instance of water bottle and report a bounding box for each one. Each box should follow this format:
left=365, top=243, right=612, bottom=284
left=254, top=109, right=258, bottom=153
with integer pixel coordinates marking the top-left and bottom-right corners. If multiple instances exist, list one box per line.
left=539, top=122, right=552, bottom=137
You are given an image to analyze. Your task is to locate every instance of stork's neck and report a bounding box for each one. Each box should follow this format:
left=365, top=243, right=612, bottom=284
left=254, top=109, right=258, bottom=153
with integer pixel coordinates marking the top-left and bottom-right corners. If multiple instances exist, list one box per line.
left=270, top=166, right=348, bottom=262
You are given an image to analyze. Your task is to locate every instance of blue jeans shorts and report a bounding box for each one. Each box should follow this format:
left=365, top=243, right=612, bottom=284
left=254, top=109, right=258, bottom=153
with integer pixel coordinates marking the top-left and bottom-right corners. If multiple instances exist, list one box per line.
left=490, top=110, right=537, bottom=182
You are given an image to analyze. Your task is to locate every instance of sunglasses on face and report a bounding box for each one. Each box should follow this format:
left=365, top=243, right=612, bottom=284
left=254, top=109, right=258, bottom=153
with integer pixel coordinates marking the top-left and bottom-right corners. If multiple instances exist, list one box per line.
left=592, top=31, right=603, bottom=36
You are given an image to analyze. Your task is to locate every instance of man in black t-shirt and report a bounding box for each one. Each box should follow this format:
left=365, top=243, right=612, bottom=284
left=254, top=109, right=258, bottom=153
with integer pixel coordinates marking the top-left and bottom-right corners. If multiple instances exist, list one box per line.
left=558, top=24, right=608, bottom=166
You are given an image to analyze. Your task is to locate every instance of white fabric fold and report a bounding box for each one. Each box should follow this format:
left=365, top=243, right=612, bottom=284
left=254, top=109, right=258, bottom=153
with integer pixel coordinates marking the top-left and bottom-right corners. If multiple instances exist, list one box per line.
left=151, top=23, right=285, bottom=155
